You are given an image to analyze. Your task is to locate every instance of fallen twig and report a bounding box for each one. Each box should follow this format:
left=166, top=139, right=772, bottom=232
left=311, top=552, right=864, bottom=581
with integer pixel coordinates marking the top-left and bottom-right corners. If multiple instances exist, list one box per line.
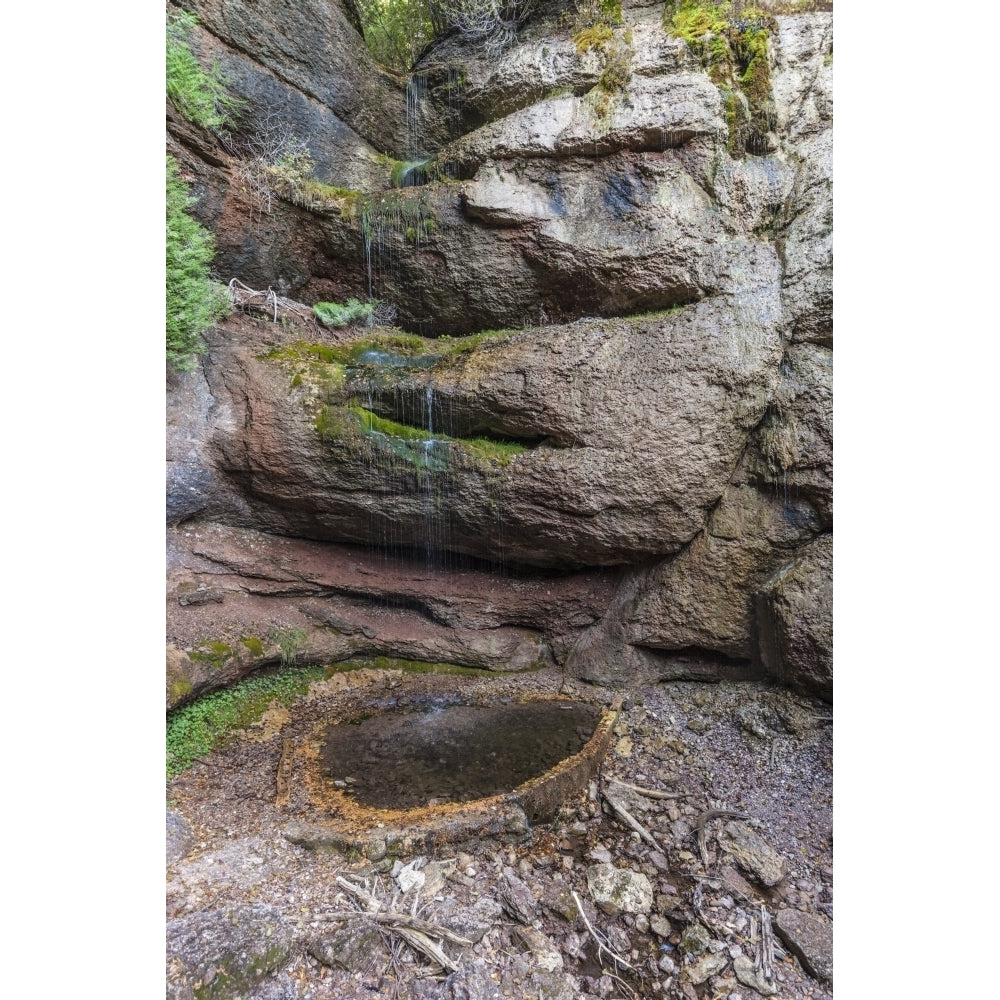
left=335, top=876, right=460, bottom=973
left=571, top=890, right=634, bottom=972
left=606, top=777, right=687, bottom=799
left=694, top=809, right=751, bottom=869
left=227, top=278, right=313, bottom=323
left=756, top=904, right=775, bottom=983
left=603, top=789, right=664, bottom=852
left=274, top=738, right=292, bottom=808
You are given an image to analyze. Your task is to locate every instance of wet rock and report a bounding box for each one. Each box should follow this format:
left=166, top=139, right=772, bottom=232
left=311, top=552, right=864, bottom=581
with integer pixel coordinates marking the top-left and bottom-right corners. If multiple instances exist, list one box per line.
left=775, top=907, right=833, bottom=981
left=587, top=863, right=653, bottom=917
left=718, top=822, right=788, bottom=887
left=166, top=810, right=193, bottom=867
left=166, top=904, right=296, bottom=1000
left=498, top=866, right=538, bottom=924
left=733, top=954, right=779, bottom=996
left=307, top=923, right=386, bottom=970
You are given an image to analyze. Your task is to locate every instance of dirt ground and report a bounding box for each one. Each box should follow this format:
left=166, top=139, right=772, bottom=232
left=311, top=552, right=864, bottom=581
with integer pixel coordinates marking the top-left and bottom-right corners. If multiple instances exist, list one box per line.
left=167, top=667, right=832, bottom=999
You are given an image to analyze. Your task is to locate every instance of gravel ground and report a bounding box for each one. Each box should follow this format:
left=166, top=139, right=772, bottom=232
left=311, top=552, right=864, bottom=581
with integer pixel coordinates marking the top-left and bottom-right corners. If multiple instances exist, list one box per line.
left=167, top=668, right=833, bottom=999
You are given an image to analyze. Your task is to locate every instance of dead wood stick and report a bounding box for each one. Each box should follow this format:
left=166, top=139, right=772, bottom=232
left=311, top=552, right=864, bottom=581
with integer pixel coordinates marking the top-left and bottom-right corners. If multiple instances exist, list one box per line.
left=571, top=891, right=633, bottom=971
left=603, top=791, right=664, bottom=852
left=305, top=910, right=472, bottom=946
left=757, top=904, right=775, bottom=983
left=606, top=777, right=686, bottom=799
left=335, top=877, right=460, bottom=973
left=694, top=809, right=750, bottom=869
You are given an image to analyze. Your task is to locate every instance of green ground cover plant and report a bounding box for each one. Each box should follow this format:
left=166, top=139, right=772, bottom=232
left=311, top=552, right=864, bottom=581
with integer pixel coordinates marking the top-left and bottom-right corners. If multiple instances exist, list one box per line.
left=166, top=666, right=324, bottom=780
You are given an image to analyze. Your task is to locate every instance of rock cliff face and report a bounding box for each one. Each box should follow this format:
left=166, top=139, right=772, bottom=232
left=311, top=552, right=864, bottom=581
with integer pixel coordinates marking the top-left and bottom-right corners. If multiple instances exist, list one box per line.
left=166, top=1, right=833, bottom=705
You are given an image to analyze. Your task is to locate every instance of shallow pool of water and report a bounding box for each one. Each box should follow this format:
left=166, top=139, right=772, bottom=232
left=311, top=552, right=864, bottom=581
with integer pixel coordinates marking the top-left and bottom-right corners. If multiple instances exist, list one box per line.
left=321, top=699, right=601, bottom=809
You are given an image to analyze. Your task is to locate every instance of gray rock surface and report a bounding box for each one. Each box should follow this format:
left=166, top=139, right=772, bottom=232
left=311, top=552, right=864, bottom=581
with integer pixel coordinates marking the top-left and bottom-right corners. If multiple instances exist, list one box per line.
left=586, top=863, right=652, bottom=916
left=166, top=4, right=834, bottom=701
left=166, top=810, right=194, bottom=867
left=499, top=866, right=538, bottom=924
left=775, top=907, right=834, bottom=981
left=307, top=923, right=387, bottom=970
left=756, top=534, right=833, bottom=699
left=165, top=904, right=297, bottom=1000
left=718, top=821, right=789, bottom=887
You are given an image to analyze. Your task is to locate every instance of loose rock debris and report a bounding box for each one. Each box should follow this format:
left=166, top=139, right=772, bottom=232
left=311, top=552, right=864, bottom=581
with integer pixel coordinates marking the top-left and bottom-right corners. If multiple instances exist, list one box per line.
left=167, top=670, right=833, bottom=999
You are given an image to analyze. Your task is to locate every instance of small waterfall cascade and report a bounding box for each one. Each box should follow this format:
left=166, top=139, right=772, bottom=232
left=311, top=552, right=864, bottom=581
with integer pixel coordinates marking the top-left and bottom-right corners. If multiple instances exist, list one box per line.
left=341, top=353, right=512, bottom=581
left=405, top=73, right=428, bottom=160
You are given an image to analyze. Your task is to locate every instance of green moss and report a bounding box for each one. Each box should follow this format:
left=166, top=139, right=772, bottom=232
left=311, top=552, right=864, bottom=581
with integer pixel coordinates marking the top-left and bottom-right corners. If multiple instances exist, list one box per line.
left=665, top=2, right=777, bottom=155
left=166, top=665, right=325, bottom=780
left=291, top=373, right=303, bottom=388
left=574, top=25, right=613, bottom=54
left=241, top=635, right=265, bottom=658
left=171, top=677, right=193, bottom=701
left=190, top=641, right=235, bottom=671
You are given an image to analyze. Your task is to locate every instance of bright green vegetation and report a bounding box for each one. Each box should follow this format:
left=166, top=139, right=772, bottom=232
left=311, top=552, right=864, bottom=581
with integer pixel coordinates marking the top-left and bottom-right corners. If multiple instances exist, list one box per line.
left=314, top=298, right=377, bottom=328
left=166, top=156, right=230, bottom=371
left=267, top=333, right=431, bottom=367
left=354, top=0, right=537, bottom=74
left=166, top=666, right=325, bottom=780
left=346, top=405, right=528, bottom=465
left=572, top=0, right=633, bottom=107
left=574, top=25, right=613, bottom=54
left=190, top=641, right=235, bottom=671
left=354, top=0, right=442, bottom=75
left=241, top=635, right=266, bottom=658
left=166, top=10, right=241, bottom=129
left=663, top=2, right=777, bottom=155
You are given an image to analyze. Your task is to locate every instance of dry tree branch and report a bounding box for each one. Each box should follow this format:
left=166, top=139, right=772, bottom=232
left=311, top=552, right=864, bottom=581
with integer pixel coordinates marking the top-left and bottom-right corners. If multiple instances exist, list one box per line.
left=694, top=808, right=750, bottom=869
left=602, top=788, right=664, bottom=852
left=571, top=890, right=633, bottom=971
left=334, top=876, right=461, bottom=973
left=226, top=278, right=312, bottom=322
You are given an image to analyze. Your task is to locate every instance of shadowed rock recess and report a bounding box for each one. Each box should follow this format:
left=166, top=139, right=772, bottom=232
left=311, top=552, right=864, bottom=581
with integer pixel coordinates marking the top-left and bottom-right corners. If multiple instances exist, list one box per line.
left=167, top=0, right=832, bottom=703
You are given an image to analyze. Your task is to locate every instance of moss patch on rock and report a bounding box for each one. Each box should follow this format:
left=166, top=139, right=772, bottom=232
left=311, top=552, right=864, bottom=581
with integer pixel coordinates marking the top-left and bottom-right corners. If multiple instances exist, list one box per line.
left=665, top=2, right=779, bottom=155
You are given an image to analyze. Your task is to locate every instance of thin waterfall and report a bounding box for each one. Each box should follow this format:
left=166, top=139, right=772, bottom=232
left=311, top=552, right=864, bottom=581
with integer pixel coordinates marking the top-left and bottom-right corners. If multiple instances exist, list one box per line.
left=405, top=74, right=428, bottom=160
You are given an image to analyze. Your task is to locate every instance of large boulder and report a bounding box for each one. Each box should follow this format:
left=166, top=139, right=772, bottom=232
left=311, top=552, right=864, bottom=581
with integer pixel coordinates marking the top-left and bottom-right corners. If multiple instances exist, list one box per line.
left=205, top=294, right=782, bottom=569
left=756, top=533, right=833, bottom=700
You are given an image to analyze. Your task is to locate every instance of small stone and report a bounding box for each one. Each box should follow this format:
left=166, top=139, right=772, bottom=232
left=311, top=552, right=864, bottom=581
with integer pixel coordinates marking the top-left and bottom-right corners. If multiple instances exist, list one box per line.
left=650, top=915, right=672, bottom=938
left=733, top=955, right=778, bottom=995
left=688, top=950, right=728, bottom=984
left=634, top=914, right=650, bottom=933
left=679, top=921, right=712, bottom=957
left=586, top=863, right=653, bottom=917
left=648, top=850, right=669, bottom=872
left=514, top=926, right=564, bottom=972
left=588, top=847, right=612, bottom=864
left=717, top=822, right=788, bottom=887
left=658, top=954, right=677, bottom=974
left=498, top=867, right=538, bottom=924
